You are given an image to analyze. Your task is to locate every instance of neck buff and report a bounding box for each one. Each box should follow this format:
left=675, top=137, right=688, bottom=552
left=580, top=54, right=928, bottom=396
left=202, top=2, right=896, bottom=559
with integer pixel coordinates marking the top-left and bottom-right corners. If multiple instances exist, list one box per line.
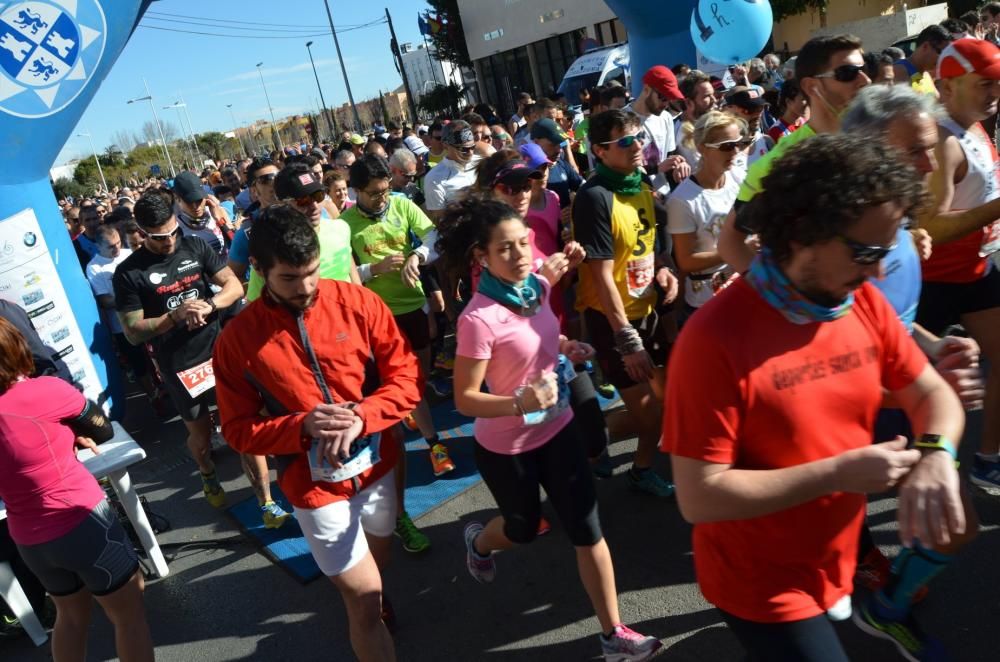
left=744, top=247, right=854, bottom=324
left=595, top=162, right=643, bottom=196
left=477, top=267, right=543, bottom=316
left=355, top=196, right=390, bottom=220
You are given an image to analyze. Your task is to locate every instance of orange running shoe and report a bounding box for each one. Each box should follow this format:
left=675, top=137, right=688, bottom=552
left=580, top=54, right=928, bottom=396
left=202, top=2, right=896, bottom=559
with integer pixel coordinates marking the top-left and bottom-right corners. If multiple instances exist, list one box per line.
left=429, top=443, right=455, bottom=476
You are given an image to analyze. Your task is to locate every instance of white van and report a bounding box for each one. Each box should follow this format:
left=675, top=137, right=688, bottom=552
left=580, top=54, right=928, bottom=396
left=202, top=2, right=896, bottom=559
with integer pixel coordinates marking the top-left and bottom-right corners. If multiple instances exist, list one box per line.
left=557, top=44, right=630, bottom=107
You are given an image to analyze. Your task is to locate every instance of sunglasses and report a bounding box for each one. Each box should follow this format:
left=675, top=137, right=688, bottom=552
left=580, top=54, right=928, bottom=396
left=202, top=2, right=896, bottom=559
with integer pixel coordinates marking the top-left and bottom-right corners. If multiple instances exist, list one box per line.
left=838, top=235, right=897, bottom=265
left=362, top=187, right=391, bottom=200
left=597, top=131, right=648, bottom=148
left=292, top=190, right=326, bottom=206
left=431, top=134, right=443, bottom=141
left=398, top=172, right=417, bottom=181
left=141, top=226, right=181, bottom=242
left=495, top=182, right=532, bottom=195
left=814, top=64, right=866, bottom=83
left=704, top=138, right=753, bottom=152
left=254, top=172, right=278, bottom=185
left=454, top=145, right=476, bottom=154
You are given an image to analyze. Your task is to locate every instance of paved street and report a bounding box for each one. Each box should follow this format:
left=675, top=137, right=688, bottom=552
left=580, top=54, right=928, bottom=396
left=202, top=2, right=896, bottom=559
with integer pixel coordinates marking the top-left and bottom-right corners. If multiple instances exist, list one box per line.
left=3, top=396, right=998, bottom=661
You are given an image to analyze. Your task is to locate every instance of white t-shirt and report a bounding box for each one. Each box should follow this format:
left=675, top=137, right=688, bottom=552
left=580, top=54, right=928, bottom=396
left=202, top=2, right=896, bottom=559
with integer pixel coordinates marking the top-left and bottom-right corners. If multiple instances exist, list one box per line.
left=424, top=156, right=481, bottom=211
left=626, top=103, right=676, bottom=195
left=666, top=173, right=742, bottom=308
left=85, top=249, right=133, bottom=334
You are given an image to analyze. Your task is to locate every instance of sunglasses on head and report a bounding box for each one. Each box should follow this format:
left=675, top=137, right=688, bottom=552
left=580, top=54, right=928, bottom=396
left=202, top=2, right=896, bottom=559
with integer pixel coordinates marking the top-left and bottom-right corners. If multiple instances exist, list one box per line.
left=814, top=63, right=866, bottom=83
left=705, top=138, right=753, bottom=152
left=141, top=226, right=181, bottom=242
left=597, top=130, right=648, bottom=148
left=292, top=190, right=326, bottom=206
left=838, top=235, right=897, bottom=265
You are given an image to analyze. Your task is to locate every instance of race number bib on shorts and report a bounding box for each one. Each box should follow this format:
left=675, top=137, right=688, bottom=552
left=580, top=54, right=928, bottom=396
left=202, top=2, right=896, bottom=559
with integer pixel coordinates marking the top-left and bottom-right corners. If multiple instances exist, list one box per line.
left=522, top=355, right=576, bottom=427
left=626, top=253, right=654, bottom=299
left=308, top=432, right=382, bottom=482
left=176, top=359, right=215, bottom=398
left=980, top=221, right=1000, bottom=257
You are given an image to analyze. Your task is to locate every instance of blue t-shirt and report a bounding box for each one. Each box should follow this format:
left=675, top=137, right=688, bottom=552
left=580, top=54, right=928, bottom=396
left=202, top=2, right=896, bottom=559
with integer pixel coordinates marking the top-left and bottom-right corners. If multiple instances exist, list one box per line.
left=229, top=225, right=250, bottom=275
left=547, top=155, right=583, bottom=208
left=235, top=188, right=252, bottom=212
left=871, top=226, right=921, bottom=333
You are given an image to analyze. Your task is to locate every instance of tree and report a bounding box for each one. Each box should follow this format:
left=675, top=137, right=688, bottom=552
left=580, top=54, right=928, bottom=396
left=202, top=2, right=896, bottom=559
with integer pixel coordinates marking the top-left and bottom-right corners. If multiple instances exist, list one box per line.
left=52, top=177, right=89, bottom=201
left=111, top=129, right=137, bottom=152
left=771, top=0, right=828, bottom=22
left=423, top=0, right=471, bottom=69
left=103, top=145, right=124, bottom=166
left=196, top=131, right=228, bottom=163
left=140, top=119, right=178, bottom=144
left=418, top=82, right=467, bottom=117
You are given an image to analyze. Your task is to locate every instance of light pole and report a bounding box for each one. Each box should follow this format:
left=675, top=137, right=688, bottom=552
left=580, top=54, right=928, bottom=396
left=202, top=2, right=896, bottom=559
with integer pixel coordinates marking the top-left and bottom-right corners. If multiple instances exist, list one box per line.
left=127, top=79, right=175, bottom=178
left=226, top=104, right=249, bottom=157
left=76, top=130, right=108, bottom=193
left=178, top=94, right=202, bottom=163
left=164, top=102, right=197, bottom=167
left=256, top=62, right=284, bottom=151
left=323, top=0, right=362, bottom=131
left=306, top=40, right=337, bottom=141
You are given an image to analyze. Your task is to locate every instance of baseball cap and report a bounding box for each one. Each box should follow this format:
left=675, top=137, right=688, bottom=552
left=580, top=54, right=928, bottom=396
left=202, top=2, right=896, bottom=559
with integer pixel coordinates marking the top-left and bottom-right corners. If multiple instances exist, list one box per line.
left=725, top=86, right=769, bottom=110
left=349, top=133, right=366, bottom=145
left=642, top=65, right=683, bottom=101
left=311, top=147, right=327, bottom=159
left=172, top=171, right=206, bottom=204
left=937, top=38, right=1000, bottom=80
left=530, top=118, right=568, bottom=146
left=403, top=135, right=429, bottom=156
left=275, top=167, right=325, bottom=200
left=492, top=161, right=543, bottom=188
left=519, top=143, right=555, bottom=170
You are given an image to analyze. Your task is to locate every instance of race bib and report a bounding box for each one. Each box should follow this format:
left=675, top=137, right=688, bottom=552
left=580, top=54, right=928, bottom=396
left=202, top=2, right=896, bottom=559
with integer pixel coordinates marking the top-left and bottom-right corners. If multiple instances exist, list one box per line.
left=522, top=355, right=576, bottom=426
left=308, top=431, right=382, bottom=482
left=625, top=253, right=654, bottom=299
left=980, top=221, right=1000, bottom=258
left=176, top=359, right=215, bottom=398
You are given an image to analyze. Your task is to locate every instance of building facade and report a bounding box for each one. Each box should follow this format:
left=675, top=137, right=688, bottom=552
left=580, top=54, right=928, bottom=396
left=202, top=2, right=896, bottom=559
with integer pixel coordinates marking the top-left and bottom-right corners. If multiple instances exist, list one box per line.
left=400, top=42, right=464, bottom=101
left=457, top=0, right=626, bottom=116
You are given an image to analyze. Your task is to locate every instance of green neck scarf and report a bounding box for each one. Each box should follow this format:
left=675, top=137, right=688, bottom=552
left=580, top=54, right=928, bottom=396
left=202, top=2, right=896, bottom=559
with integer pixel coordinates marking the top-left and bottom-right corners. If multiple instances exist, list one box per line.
left=596, top=162, right=643, bottom=196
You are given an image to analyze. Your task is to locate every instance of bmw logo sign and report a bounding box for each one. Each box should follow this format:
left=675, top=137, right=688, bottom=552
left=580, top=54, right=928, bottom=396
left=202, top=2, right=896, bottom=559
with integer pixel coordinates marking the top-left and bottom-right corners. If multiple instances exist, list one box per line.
left=23, top=231, right=36, bottom=246
left=0, top=0, right=106, bottom=118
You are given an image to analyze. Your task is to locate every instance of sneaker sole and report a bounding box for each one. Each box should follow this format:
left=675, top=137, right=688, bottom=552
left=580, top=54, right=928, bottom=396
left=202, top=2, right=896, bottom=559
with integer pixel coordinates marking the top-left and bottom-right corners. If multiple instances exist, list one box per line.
left=969, top=474, right=1000, bottom=495
left=394, top=530, right=431, bottom=553
left=263, top=516, right=290, bottom=529
left=603, top=643, right=664, bottom=662
left=432, top=465, right=455, bottom=477
left=851, top=610, right=920, bottom=662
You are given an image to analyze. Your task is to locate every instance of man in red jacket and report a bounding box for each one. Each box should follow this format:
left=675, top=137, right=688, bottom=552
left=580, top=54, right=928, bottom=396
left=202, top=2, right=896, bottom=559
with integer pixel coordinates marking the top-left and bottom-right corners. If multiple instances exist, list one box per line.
left=213, top=205, right=421, bottom=662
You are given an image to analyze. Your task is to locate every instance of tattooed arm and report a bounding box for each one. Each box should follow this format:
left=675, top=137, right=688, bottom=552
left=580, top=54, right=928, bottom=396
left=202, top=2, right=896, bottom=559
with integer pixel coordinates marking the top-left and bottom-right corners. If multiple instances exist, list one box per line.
left=117, top=308, right=178, bottom=346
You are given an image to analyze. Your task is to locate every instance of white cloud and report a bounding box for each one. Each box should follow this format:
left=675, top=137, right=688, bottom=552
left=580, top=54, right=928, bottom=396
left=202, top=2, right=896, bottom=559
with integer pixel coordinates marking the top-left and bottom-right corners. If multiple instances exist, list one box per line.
left=226, top=58, right=340, bottom=83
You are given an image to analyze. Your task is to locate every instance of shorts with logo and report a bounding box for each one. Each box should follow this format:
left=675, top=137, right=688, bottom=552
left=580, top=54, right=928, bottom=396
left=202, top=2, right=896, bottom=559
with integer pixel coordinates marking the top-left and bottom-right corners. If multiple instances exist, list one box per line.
left=584, top=307, right=669, bottom=391
left=916, top=267, right=1000, bottom=335
left=17, top=500, right=139, bottom=597
left=294, top=472, right=397, bottom=576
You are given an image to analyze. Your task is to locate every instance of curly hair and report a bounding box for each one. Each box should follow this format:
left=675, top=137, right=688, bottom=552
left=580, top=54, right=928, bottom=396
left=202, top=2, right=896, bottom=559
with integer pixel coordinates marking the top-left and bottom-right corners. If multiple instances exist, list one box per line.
left=434, top=197, right=521, bottom=279
left=745, top=134, right=926, bottom=262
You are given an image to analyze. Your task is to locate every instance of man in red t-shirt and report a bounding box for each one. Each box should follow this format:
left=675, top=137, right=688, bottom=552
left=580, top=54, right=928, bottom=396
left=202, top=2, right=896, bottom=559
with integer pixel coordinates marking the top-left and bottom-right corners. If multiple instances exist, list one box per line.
left=662, top=135, right=966, bottom=661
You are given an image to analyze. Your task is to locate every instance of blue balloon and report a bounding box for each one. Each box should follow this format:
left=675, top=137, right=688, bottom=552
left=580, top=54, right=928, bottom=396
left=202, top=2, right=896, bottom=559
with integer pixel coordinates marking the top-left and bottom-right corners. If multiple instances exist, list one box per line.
left=690, top=0, right=774, bottom=65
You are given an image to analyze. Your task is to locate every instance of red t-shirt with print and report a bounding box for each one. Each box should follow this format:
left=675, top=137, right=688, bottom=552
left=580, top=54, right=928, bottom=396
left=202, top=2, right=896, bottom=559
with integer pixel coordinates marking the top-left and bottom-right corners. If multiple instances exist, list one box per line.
left=662, top=280, right=927, bottom=623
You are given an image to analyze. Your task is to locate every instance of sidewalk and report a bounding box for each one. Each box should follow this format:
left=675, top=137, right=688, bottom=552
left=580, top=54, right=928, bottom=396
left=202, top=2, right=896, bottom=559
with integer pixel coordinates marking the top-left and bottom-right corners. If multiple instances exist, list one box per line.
left=2, top=399, right=998, bottom=661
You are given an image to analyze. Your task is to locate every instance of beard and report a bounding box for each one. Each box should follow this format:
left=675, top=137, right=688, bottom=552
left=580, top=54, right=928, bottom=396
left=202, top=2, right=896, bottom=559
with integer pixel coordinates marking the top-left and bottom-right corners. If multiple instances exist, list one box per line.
left=266, top=286, right=315, bottom=312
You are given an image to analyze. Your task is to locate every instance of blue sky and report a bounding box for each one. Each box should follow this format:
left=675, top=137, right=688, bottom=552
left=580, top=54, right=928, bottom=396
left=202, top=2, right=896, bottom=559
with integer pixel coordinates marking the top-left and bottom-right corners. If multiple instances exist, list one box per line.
left=57, top=0, right=431, bottom=164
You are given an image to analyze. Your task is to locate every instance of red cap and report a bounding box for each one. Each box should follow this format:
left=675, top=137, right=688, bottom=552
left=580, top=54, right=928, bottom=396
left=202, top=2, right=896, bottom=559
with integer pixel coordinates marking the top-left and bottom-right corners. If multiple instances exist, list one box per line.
left=937, top=38, right=1000, bottom=80
left=641, top=65, right=683, bottom=101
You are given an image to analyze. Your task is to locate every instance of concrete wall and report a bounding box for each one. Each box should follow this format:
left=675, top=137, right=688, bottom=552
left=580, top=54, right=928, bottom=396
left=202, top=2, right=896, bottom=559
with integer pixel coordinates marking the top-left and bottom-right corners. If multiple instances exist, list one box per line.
left=809, top=3, right=950, bottom=54
left=773, top=1, right=948, bottom=53
left=458, top=0, right=615, bottom=62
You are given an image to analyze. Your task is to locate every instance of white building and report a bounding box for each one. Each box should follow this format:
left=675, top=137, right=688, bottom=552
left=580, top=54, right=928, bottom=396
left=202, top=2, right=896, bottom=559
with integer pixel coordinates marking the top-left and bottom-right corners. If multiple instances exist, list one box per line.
left=400, top=42, right=465, bottom=101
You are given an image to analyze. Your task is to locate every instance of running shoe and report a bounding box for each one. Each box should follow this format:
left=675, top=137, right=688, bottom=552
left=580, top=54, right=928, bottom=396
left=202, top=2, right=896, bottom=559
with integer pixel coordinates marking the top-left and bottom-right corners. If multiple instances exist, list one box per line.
left=395, top=511, right=431, bottom=553
left=596, top=383, right=616, bottom=400
left=430, top=443, right=455, bottom=476
left=600, top=624, right=663, bottom=661
left=463, top=521, right=496, bottom=584
left=970, top=455, right=1000, bottom=492
left=434, top=350, right=455, bottom=372
left=260, top=500, right=290, bottom=529
left=853, top=597, right=947, bottom=662
left=427, top=376, right=453, bottom=398
left=855, top=548, right=928, bottom=603
left=0, top=615, right=22, bottom=639
left=537, top=516, right=552, bottom=537
left=402, top=414, right=418, bottom=431
left=628, top=469, right=675, bottom=498
left=591, top=449, right=613, bottom=479
left=201, top=472, right=227, bottom=508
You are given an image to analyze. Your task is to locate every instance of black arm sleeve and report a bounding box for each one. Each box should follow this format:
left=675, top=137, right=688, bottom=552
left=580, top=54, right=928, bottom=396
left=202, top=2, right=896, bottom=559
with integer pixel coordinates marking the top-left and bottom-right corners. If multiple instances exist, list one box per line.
left=64, top=399, right=114, bottom=443
left=572, top=183, right=615, bottom=260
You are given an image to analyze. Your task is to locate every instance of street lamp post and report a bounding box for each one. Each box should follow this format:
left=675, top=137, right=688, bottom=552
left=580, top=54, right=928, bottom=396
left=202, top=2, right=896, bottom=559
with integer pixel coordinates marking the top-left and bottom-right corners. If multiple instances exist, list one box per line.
left=76, top=130, right=108, bottom=193
left=127, top=79, right=176, bottom=178
left=256, top=62, right=284, bottom=151
left=226, top=104, right=249, bottom=157
left=323, top=0, right=362, bottom=131
left=164, top=102, right=197, bottom=167
left=178, top=94, right=203, bottom=163
left=306, top=40, right=337, bottom=141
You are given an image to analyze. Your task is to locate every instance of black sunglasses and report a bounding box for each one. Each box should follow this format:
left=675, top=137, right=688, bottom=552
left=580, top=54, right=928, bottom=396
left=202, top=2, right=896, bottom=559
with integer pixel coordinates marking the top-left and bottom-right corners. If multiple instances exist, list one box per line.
left=838, top=235, right=897, bottom=265
left=254, top=172, right=278, bottom=185
left=814, top=64, right=866, bottom=83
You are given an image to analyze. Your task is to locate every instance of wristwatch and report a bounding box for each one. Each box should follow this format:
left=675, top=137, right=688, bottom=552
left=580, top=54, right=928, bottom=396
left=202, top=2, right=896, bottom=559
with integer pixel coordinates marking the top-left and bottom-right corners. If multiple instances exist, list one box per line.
left=206, top=297, right=218, bottom=314
left=914, top=434, right=959, bottom=467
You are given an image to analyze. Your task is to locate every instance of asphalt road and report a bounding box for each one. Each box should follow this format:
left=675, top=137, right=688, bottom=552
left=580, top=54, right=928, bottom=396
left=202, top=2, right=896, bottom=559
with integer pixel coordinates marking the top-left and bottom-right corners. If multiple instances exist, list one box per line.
left=3, top=396, right=998, bottom=661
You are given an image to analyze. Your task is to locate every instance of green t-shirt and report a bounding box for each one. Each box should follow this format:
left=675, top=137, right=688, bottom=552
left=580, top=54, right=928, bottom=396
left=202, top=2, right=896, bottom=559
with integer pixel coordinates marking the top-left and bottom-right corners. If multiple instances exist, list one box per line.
left=246, top=213, right=353, bottom=301
left=737, top=123, right=817, bottom=203
left=340, top=194, right=436, bottom=315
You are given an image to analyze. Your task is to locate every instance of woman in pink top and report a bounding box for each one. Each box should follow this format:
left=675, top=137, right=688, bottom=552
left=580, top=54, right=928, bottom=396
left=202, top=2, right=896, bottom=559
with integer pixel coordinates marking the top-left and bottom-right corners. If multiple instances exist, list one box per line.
left=437, top=198, right=663, bottom=661
left=0, top=318, right=153, bottom=662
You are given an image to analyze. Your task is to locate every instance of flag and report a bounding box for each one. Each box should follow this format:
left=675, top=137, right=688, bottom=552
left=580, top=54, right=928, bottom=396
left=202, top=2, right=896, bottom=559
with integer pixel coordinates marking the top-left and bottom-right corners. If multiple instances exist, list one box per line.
left=426, top=13, right=445, bottom=35
left=418, top=13, right=430, bottom=36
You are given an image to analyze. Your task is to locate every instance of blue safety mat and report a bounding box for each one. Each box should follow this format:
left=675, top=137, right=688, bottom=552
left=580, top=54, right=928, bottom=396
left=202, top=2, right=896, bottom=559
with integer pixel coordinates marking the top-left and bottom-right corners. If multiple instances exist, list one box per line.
left=225, top=485, right=322, bottom=584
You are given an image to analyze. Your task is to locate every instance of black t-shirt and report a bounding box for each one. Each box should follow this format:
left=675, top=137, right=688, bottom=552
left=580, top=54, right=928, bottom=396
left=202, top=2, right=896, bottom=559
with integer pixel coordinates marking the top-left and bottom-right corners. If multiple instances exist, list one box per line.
left=112, top=236, right=225, bottom=372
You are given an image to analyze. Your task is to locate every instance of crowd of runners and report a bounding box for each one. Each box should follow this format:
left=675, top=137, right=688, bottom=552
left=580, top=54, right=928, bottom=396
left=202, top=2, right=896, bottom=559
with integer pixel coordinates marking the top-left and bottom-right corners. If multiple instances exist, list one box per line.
left=4, top=8, right=1000, bottom=661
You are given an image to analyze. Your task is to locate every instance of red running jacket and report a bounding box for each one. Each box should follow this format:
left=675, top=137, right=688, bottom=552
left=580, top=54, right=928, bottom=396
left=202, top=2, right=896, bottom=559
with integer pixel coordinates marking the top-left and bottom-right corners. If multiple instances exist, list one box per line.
left=213, top=279, right=422, bottom=509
